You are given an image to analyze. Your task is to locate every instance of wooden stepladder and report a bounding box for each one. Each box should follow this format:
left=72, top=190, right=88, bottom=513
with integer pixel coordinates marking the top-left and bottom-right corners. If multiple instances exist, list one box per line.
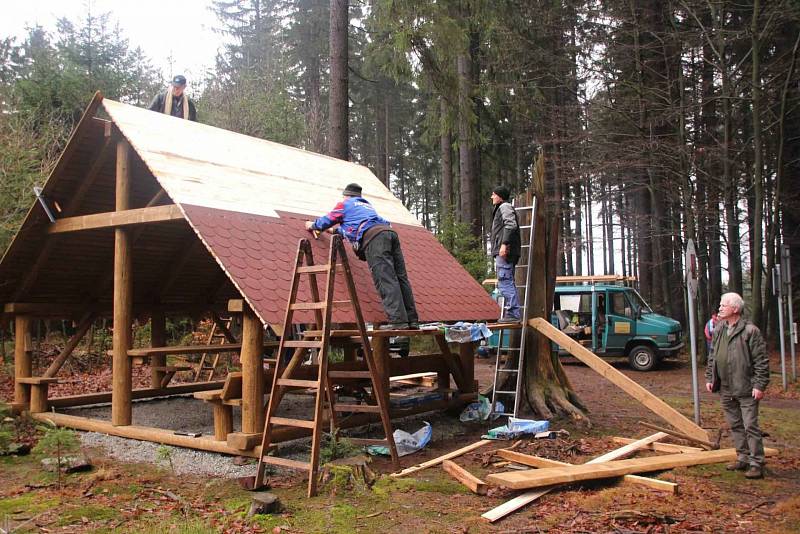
left=194, top=313, right=236, bottom=382
left=254, top=235, right=399, bottom=497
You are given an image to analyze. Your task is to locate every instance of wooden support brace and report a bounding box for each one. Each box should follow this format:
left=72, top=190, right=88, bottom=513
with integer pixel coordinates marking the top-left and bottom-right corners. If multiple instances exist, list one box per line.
left=528, top=317, right=709, bottom=443
left=44, top=311, right=95, bottom=378
left=442, top=460, right=488, bottom=495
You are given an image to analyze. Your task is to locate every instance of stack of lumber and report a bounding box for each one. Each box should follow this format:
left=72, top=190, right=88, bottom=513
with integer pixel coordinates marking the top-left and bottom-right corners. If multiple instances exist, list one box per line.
left=481, top=433, right=779, bottom=522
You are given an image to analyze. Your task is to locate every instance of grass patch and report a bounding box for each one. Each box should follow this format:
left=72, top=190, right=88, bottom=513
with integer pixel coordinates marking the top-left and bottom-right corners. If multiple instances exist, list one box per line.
left=55, top=504, right=119, bottom=526
left=289, top=502, right=359, bottom=533
left=0, top=494, right=59, bottom=516
left=116, top=518, right=218, bottom=534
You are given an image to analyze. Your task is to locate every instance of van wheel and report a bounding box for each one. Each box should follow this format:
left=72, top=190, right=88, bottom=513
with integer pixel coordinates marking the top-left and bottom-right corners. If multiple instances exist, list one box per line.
left=628, top=345, right=657, bottom=372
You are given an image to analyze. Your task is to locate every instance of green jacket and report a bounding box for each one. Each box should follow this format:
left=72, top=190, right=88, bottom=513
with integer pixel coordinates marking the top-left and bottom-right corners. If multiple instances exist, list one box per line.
left=704, top=318, right=769, bottom=397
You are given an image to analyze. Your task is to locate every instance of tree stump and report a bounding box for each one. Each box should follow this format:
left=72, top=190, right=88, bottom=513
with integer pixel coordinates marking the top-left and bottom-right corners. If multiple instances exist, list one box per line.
left=247, top=492, right=282, bottom=517
left=318, top=455, right=375, bottom=493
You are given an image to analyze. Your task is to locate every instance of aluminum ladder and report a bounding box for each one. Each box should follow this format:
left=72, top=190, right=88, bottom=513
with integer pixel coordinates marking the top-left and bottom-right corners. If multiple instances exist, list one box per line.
left=490, top=196, right=536, bottom=418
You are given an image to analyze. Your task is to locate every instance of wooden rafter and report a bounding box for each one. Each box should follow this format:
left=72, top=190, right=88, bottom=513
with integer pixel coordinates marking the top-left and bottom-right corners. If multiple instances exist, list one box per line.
left=46, top=204, right=185, bottom=234
left=11, top=109, right=113, bottom=302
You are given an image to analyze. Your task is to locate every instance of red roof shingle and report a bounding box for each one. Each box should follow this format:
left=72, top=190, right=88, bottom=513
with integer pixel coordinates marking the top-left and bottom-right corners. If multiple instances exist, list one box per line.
left=182, top=205, right=500, bottom=325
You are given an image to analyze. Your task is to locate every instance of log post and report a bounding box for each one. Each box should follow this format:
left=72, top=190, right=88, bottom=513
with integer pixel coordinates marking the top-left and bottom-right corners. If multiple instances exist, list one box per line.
left=150, top=310, right=166, bottom=388
left=112, top=139, right=133, bottom=426
left=241, top=303, right=265, bottom=434
left=458, top=341, right=477, bottom=393
left=371, top=335, right=390, bottom=409
left=14, top=315, right=33, bottom=408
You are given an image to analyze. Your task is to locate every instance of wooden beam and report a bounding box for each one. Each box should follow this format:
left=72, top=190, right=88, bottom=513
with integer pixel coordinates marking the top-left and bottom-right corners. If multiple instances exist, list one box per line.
left=611, top=437, right=702, bottom=454
left=486, top=447, right=779, bottom=490
left=482, top=432, right=669, bottom=522
left=391, top=440, right=493, bottom=478
left=495, top=449, right=677, bottom=493
left=442, top=460, right=488, bottom=495
left=241, top=303, right=265, bottom=434
left=43, top=311, right=95, bottom=378
left=46, top=204, right=184, bottom=234
left=14, top=316, right=32, bottom=407
left=150, top=310, right=167, bottom=389
left=48, top=380, right=225, bottom=408
left=30, top=412, right=261, bottom=457
left=528, top=317, right=709, bottom=443
left=112, top=139, right=133, bottom=426
left=125, top=342, right=278, bottom=357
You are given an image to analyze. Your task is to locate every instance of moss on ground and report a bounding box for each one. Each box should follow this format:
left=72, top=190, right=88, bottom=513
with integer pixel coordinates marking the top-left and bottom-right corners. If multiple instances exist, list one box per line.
left=55, top=504, right=119, bottom=526
left=372, top=474, right=468, bottom=496
left=0, top=493, right=59, bottom=516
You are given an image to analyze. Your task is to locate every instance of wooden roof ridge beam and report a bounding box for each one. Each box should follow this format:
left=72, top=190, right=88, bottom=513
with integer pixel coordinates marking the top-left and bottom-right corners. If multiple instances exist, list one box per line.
left=46, top=204, right=185, bottom=234
left=486, top=447, right=780, bottom=490
left=528, top=317, right=709, bottom=443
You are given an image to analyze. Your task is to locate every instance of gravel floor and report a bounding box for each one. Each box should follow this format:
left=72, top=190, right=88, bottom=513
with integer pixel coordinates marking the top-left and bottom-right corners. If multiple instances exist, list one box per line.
left=64, top=391, right=474, bottom=478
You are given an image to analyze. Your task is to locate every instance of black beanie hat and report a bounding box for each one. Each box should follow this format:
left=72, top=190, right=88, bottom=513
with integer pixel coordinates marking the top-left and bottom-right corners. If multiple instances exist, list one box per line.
left=493, top=185, right=511, bottom=201
left=343, top=183, right=363, bottom=197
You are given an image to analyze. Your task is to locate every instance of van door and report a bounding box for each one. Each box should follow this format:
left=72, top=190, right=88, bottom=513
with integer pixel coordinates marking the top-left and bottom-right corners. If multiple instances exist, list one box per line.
left=604, top=290, right=635, bottom=355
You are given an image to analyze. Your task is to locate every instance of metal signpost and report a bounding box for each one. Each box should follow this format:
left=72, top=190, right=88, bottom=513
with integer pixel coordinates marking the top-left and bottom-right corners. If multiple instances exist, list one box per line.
left=685, top=239, right=701, bottom=424
left=774, top=264, right=788, bottom=391
left=783, top=245, right=796, bottom=382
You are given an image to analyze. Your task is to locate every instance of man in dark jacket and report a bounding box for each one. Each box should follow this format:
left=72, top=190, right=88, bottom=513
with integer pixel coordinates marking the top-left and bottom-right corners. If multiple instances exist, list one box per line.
left=149, top=75, right=197, bottom=121
left=490, top=186, right=521, bottom=322
left=305, top=183, right=418, bottom=330
left=705, top=292, right=769, bottom=479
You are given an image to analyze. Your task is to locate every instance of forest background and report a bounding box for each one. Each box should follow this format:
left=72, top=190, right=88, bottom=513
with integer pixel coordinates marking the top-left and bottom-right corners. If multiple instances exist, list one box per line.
left=1, top=0, right=799, bottom=344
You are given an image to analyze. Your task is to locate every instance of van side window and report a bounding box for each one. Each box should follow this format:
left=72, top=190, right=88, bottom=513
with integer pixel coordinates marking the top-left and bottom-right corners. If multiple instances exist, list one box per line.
left=611, top=293, right=631, bottom=317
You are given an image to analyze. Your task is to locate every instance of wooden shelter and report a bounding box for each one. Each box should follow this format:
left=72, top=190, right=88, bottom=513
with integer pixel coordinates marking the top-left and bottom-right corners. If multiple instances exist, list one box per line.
left=1, top=94, right=500, bottom=456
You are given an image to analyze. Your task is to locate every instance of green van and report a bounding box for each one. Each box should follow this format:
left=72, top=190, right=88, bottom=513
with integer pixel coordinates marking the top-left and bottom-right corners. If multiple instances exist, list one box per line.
left=551, top=283, right=683, bottom=371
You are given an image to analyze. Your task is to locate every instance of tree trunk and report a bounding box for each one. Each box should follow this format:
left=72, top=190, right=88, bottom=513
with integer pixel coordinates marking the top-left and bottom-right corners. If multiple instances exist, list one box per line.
left=522, top=152, right=586, bottom=421
left=750, top=0, right=764, bottom=327
left=328, top=0, right=349, bottom=160
left=457, top=52, right=479, bottom=237
left=440, top=97, right=453, bottom=226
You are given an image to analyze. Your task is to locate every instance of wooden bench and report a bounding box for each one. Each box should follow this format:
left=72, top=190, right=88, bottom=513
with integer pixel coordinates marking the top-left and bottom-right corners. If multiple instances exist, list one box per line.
left=16, top=377, right=59, bottom=413
left=193, top=372, right=243, bottom=440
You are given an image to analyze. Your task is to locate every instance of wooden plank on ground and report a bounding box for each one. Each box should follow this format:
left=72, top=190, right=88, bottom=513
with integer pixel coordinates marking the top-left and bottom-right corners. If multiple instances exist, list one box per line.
left=482, top=432, right=669, bottom=523
left=612, top=436, right=702, bottom=454
left=528, top=317, right=709, bottom=443
left=496, top=450, right=677, bottom=494
left=391, top=440, right=493, bottom=478
left=442, top=460, right=488, bottom=495
left=487, top=447, right=779, bottom=490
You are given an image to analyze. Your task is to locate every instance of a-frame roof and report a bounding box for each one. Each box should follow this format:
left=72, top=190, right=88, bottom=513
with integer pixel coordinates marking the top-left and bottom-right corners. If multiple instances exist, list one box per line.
left=0, top=95, right=499, bottom=325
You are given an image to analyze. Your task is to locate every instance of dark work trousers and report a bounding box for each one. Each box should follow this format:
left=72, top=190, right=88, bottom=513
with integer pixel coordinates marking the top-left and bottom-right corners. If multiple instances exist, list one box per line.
left=720, top=391, right=765, bottom=467
left=363, top=230, right=418, bottom=325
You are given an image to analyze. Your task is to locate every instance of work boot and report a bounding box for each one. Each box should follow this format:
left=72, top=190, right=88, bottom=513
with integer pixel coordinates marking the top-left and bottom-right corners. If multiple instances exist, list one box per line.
left=744, top=465, right=764, bottom=479
left=497, top=316, right=521, bottom=324
left=379, top=322, right=408, bottom=331
left=725, top=460, right=748, bottom=471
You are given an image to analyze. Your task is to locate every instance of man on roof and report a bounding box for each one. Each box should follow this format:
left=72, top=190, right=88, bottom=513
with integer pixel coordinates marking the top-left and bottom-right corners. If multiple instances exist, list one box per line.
left=305, top=183, right=419, bottom=330
left=148, top=74, right=197, bottom=121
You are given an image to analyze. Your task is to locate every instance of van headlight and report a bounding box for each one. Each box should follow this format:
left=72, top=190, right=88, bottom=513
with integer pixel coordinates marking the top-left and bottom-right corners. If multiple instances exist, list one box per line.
left=667, top=333, right=677, bottom=342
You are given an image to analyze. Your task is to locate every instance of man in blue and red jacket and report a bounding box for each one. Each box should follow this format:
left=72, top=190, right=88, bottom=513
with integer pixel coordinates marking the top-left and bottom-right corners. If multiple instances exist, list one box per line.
left=305, top=183, right=419, bottom=329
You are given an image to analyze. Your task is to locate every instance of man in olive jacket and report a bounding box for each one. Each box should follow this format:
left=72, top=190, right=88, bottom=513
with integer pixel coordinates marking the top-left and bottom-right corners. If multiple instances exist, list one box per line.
left=490, top=186, right=521, bottom=322
left=705, top=292, right=770, bottom=479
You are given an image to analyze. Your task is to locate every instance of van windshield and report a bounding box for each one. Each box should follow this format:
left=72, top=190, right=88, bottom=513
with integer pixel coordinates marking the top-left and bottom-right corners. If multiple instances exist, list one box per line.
left=627, top=290, right=653, bottom=314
